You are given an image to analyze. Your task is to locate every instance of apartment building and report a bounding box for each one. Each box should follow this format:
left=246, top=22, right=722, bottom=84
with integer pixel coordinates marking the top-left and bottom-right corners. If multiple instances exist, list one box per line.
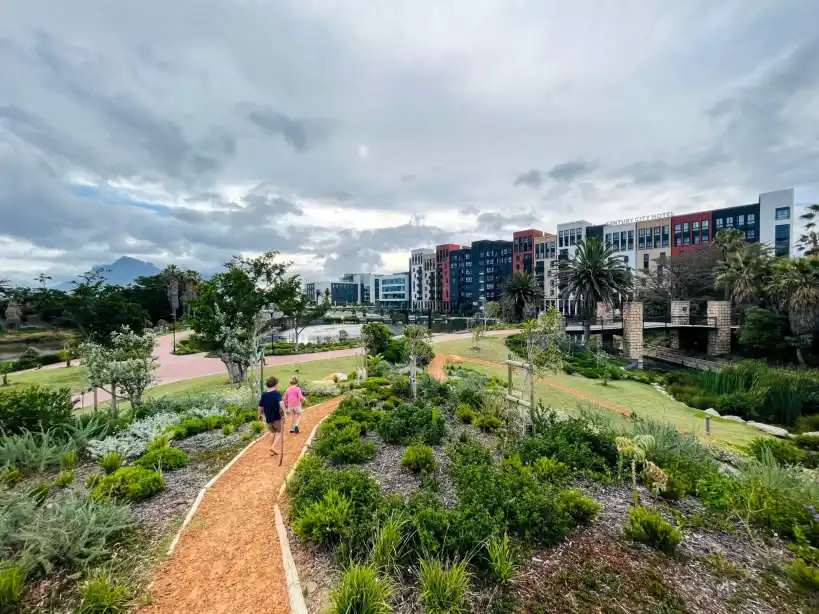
left=436, top=244, right=461, bottom=312
left=636, top=216, right=672, bottom=274
left=513, top=229, right=543, bottom=275
left=557, top=220, right=593, bottom=316
left=410, top=248, right=433, bottom=311
left=535, top=234, right=558, bottom=310
left=378, top=273, right=410, bottom=309
left=422, top=251, right=437, bottom=312
left=471, top=239, right=513, bottom=311
left=449, top=247, right=473, bottom=314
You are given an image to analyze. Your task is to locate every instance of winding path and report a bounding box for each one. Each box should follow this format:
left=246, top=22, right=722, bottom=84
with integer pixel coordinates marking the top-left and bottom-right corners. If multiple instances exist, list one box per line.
left=141, top=397, right=341, bottom=614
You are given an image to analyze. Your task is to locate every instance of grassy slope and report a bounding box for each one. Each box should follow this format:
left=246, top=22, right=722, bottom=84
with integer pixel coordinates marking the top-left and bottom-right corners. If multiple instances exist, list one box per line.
left=1, top=365, right=88, bottom=393
left=436, top=336, right=764, bottom=446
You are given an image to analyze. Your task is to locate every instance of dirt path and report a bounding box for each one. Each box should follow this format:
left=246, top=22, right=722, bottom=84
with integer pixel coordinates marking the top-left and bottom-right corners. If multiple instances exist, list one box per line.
left=432, top=353, right=631, bottom=416
left=141, top=397, right=340, bottom=614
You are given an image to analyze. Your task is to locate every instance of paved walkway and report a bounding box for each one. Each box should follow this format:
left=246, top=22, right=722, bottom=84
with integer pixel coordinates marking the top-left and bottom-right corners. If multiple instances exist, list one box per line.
left=141, top=397, right=341, bottom=614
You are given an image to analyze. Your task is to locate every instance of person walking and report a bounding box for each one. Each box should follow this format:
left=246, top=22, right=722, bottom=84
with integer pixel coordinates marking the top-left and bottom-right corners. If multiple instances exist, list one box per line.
left=284, top=376, right=306, bottom=434
left=258, top=376, right=284, bottom=455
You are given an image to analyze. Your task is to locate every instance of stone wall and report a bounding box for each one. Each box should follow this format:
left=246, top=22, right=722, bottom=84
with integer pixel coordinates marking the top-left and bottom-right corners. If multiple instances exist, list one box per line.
left=669, top=300, right=690, bottom=349
left=622, top=302, right=644, bottom=367
left=596, top=301, right=615, bottom=324
left=706, top=300, right=731, bottom=356
left=644, top=346, right=722, bottom=372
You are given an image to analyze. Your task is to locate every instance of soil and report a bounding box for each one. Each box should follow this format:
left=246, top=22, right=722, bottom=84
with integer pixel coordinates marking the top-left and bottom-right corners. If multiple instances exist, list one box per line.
left=139, top=397, right=340, bottom=614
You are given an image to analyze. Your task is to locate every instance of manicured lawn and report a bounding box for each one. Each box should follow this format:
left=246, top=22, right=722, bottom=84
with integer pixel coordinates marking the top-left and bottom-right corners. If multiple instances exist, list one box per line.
left=0, top=365, right=88, bottom=394
left=439, top=335, right=765, bottom=446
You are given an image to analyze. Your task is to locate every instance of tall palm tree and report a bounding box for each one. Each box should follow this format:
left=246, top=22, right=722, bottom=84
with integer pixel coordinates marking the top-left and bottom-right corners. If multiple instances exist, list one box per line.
left=764, top=257, right=819, bottom=365
left=713, top=228, right=746, bottom=300
left=714, top=242, right=773, bottom=306
left=559, top=236, right=633, bottom=347
left=502, top=270, right=543, bottom=322
left=800, top=203, right=819, bottom=230
left=181, top=269, right=202, bottom=316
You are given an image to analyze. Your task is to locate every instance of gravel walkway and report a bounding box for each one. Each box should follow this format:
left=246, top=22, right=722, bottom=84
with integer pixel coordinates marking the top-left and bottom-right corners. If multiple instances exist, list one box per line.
left=140, top=397, right=341, bottom=614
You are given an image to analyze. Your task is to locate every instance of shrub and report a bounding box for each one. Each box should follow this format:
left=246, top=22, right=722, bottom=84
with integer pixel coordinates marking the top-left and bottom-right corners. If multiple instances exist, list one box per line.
left=250, top=421, right=265, bottom=435
left=77, top=569, right=131, bottom=613
left=0, top=564, right=25, bottom=609
left=371, top=513, right=407, bottom=576
left=135, top=447, right=189, bottom=471
left=55, top=469, right=75, bottom=488
left=204, top=415, right=225, bottom=430
left=419, top=558, right=470, bottom=614
left=179, top=417, right=207, bottom=435
left=402, top=444, right=436, bottom=474
left=786, top=558, right=819, bottom=595
left=391, top=376, right=411, bottom=399
left=91, top=466, right=166, bottom=503
left=474, top=414, right=502, bottom=433
left=0, top=385, right=74, bottom=435
left=60, top=450, right=78, bottom=471
left=533, top=457, right=571, bottom=485
left=222, top=423, right=236, bottom=436
left=0, top=466, right=21, bottom=488
left=242, top=433, right=252, bottom=441
left=87, top=412, right=182, bottom=459
left=624, top=506, right=682, bottom=554
left=86, top=473, right=104, bottom=488
left=518, top=417, right=617, bottom=475
left=99, top=450, right=124, bottom=475
left=329, top=563, right=392, bottom=614
left=714, top=392, right=761, bottom=419
left=314, top=421, right=376, bottom=466
left=455, top=404, right=475, bottom=424
left=361, top=322, right=393, bottom=355
left=28, top=482, right=50, bottom=506
left=796, top=414, right=819, bottom=434
left=557, top=489, right=601, bottom=523
left=293, top=490, right=352, bottom=545
left=421, top=408, right=446, bottom=445
left=748, top=437, right=806, bottom=466
left=486, top=533, right=517, bottom=584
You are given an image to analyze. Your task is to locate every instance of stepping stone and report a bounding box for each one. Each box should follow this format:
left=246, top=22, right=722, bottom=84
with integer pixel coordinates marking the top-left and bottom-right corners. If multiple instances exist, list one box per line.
left=721, top=415, right=745, bottom=423
left=747, top=421, right=790, bottom=438
left=703, top=408, right=720, bottom=417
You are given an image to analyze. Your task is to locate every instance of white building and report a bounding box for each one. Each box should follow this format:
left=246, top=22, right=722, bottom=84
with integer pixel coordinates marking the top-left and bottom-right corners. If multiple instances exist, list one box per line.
left=603, top=220, right=638, bottom=271
left=758, top=188, right=796, bottom=257
left=556, top=220, right=593, bottom=316
left=410, top=248, right=433, bottom=311
left=377, top=273, right=409, bottom=309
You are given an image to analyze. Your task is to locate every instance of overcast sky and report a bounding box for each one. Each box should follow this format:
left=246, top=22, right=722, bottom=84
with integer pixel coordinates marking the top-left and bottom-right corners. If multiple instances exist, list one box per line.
left=2, top=0, right=818, bottom=285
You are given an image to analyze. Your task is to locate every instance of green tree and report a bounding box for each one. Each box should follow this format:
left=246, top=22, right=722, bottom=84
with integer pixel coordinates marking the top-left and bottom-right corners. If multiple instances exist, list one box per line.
left=764, top=257, right=819, bottom=365
left=797, top=230, right=819, bottom=257
left=278, top=286, right=331, bottom=351
left=360, top=322, right=393, bottom=355
left=738, top=307, right=785, bottom=357
left=402, top=324, right=432, bottom=399
left=34, top=272, right=52, bottom=289
left=65, top=271, right=149, bottom=344
left=714, top=242, right=773, bottom=306
left=484, top=300, right=501, bottom=320
left=558, top=236, right=633, bottom=348
left=502, top=270, right=543, bottom=322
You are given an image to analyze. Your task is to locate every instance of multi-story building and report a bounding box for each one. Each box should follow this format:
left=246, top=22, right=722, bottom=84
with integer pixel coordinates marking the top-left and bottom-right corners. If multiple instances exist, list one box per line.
left=339, top=273, right=381, bottom=304
left=535, top=234, right=558, bottom=310
left=449, top=247, right=473, bottom=314
left=377, top=273, right=409, bottom=309
left=436, top=244, right=461, bottom=313
left=513, top=229, right=543, bottom=275
left=305, top=280, right=359, bottom=304
left=421, top=251, right=437, bottom=312
left=603, top=220, right=637, bottom=270
left=636, top=215, right=672, bottom=274
left=556, top=220, right=593, bottom=316
left=471, top=239, right=512, bottom=312
left=410, top=248, right=433, bottom=311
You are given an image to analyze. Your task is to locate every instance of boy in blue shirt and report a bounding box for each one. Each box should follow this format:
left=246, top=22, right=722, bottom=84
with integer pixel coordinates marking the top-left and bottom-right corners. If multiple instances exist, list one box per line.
left=258, top=376, right=284, bottom=455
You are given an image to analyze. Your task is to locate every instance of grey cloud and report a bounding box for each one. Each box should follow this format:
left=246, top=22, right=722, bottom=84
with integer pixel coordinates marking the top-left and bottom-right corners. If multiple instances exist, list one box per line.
left=513, top=169, right=542, bottom=188
left=319, top=247, right=385, bottom=280
left=547, top=160, right=598, bottom=182
left=401, top=174, right=417, bottom=183
left=475, top=211, right=541, bottom=234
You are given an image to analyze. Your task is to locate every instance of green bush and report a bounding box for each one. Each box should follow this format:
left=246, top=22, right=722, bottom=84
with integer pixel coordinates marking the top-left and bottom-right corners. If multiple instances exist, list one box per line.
left=222, top=423, right=235, bottom=436
left=747, top=437, right=806, bottom=466
left=179, top=417, right=207, bottom=435
left=241, top=432, right=252, bottom=442
left=624, top=506, right=682, bottom=554
left=455, top=404, right=475, bottom=424
left=329, top=563, right=392, bottom=614
left=419, top=558, right=470, bottom=614
left=98, top=450, right=124, bottom=475
left=314, top=420, right=376, bottom=466
left=293, top=490, right=352, bottom=545
left=557, top=489, right=601, bottom=524
left=0, top=466, right=21, bottom=488
left=28, top=482, right=50, bottom=506
left=533, top=457, right=571, bottom=485
left=91, top=466, right=166, bottom=503
left=390, top=376, right=411, bottom=399
left=135, top=447, right=189, bottom=471
left=402, top=444, right=436, bottom=474
left=0, top=385, right=74, bottom=435
left=486, top=533, right=517, bottom=584
left=86, top=473, right=104, bottom=488
left=370, top=513, right=406, bottom=576
left=204, top=415, right=225, bottom=430
left=517, top=417, right=617, bottom=475
left=55, top=469, right=75, bottom=488
left=796, top=414, right=819, bottom=434
left=0, top=564, right=25, bottom=609
left=377, top=403, right=439, bottom=445
left=474, top=414, right=502, bottom=433
left=77, top=569, right=131, bottom=613
left=421, top=408, right=447, bottom=445
left=364, top=377, right=390, bottom=388
left=60, top=450, right=78, bottom=471
left=714, top=392, right=761, bottom=419
left=786, top=558, right=819, bottom=595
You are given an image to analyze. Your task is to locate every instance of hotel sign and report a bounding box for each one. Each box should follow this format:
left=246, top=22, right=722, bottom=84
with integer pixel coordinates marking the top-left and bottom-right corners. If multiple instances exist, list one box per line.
left=605, top=212, right=672, bottom=227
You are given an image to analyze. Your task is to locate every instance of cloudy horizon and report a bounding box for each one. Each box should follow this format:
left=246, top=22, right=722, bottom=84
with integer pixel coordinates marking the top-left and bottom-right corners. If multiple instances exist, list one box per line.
left=2, top=1, right=818, bottom=286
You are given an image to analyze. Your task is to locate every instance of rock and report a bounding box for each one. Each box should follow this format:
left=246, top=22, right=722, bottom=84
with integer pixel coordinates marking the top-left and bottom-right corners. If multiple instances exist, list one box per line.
left=303, top=581, right=319, bottom=596
left=704, top=408, right=720, bottom=417
left=800, top=431, right=819, bottom=438
left=747, top=421, right=790, bottom=438
left=721, top=415, right=745, bottom=423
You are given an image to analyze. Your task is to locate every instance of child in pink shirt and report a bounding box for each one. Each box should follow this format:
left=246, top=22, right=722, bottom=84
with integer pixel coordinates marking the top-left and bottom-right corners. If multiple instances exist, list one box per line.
left=284, top=376, right=306, bottom=434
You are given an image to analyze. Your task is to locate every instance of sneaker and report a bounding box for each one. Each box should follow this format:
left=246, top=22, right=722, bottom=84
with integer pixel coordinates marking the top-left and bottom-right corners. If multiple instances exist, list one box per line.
left=289, top=427, right=296, bottom=433
left=294, top=425, right=300, bottom=434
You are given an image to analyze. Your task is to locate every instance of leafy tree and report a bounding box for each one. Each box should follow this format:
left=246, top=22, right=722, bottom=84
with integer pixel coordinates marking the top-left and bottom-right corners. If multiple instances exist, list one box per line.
left=558, top=236, right=633, bottom=347
left=182, top=269, right=203, bottom=316
left=797, top=230, right=819, bottom=257
left=636, top=247, right=718, bottom=315
left=738, top=307, right=785, bottom=357
left=361, top=322, right=393, bottom=355
left=502, top=270, right=543, bottom=322
left=764, top=257, right=819, bottom=365
left=715, top=242, right=773, bottom=306
left=403, top=324, right=432, bottom=399
left=65, top=271, right=149, bottom=344
left=484, top=300, right=501, bottom=319
left=34, top=273, right=52, bottom=289
left=278, top=286, right=331, bottom=351
left=80, top=326, right=159, bottom=416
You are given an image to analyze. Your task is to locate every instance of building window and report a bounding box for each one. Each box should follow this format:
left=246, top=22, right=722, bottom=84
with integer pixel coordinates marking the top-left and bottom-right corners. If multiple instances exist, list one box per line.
left=606, top=233, right=612, bottom=248
left=702, top=220, right=709, bottom=243
left=775, top=224, right=790, bottom=257
left=737, top=214, right=745, bottom=227
left=646, top=229, right=653, bottom=249
left=558, top=230, right=563, bottom=247
left=643, top=253, right=649, bottom=269
left=725, top=216, right=733, bottom=227
left=638, top=228, right=645, bottom=250
left=716, top=218, right=724, bottom=229
left=569, top=228, right=576, bottom=245
left=613, top=233, right=620, bottom=251
left=662, top=225, right=669, bottom=247
left=747, top=213, right=756, bottom=225
left=683, top=222, right=690, bottom=245
left=620, top=231, right=627, bottom=251
left=775, top=207, right=790, bottom=220
left=746, top=229, right=756, bottom=241
left=628, top=230, right=634, bottom=251
left=674, top=223, right=681, bottom=246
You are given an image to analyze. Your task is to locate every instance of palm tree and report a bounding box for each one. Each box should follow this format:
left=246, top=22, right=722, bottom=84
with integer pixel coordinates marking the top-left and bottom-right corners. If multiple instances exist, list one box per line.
left=764, top=257, right=819, bottom=365
left=714, top=242, right=773, bottom=306
left=34, top=273, right=52, bottom=289
left=797, top=230, right=819, bottom=257
left=800, top=203, right=819, bottom=230
left=559, top=236, right=633, bottom=347
left=502, top=270, right=543, bottom=322
left=713, top=228, right=746, bottom=300
left=181, top=269, right=202, bottom=316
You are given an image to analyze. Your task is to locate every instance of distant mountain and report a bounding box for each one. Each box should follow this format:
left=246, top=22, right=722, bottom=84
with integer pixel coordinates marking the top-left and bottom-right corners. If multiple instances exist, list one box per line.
left=55, top=257, right=161, bottom=289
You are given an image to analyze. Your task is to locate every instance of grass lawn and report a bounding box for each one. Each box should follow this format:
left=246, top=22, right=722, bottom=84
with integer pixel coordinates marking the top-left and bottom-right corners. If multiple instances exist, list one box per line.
left=439, top=335, right=765, bottom=446
left=0, top=365, right=88, bottom=394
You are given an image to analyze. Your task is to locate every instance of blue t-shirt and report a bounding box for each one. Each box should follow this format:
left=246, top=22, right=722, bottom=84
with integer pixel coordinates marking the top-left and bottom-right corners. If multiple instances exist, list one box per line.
left=258, top=390, right=283, bottom=422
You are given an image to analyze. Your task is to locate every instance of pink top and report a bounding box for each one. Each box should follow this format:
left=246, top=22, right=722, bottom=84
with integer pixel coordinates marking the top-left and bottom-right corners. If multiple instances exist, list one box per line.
left=284, top=386, right=306, bottom=408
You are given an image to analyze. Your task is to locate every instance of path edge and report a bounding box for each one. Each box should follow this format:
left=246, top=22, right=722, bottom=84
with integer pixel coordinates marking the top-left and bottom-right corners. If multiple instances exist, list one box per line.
left=277, top=413, right=330, bottom=499
left=275, top=504, right=308, bottom=614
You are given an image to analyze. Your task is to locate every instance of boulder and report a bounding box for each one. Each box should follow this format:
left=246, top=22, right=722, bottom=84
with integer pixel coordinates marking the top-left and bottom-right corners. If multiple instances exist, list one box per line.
left=747, top=421, right=790, bottom=438
left=703, top=408, right=720, bottom=417
left=721, top=415, right=746, bottom=423
left=800, top=431, right=819, bottom=438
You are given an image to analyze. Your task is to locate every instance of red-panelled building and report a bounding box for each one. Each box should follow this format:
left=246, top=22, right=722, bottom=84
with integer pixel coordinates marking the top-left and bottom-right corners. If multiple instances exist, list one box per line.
left=435, top=243, right=461, bottom=312
left=513, top=229, right=544, bottom=275
left=671, top=211, right=713, bottom=257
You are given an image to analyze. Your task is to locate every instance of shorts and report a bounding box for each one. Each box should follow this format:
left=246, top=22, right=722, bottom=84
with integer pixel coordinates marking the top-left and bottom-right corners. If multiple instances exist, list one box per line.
left=267, top=420, right=282, bottom=433
left=287, top=405, right=303, bottom=415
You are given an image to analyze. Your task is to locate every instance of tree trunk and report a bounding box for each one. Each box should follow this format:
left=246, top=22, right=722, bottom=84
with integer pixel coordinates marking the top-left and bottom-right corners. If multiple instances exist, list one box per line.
left=110, top=385, right=118, bottom=419
left=94, top=388, right=98, bottom=411
left=1, top=374, right=6, bottom=386
left=294, top=326, right=300, bottom=353
left=584, top=321, right=591, bottom=349
left=796, top=347, right=806, bottom=366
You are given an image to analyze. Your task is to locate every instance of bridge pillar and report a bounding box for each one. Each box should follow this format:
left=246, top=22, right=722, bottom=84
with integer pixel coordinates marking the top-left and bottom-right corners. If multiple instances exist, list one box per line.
left=707, top=301, right=731, bottom=356
left=669, top=300, right=690, bottom=350
left=622, top=302, right=644, bottom=368
left=596, top=301, right=614, bottom=325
